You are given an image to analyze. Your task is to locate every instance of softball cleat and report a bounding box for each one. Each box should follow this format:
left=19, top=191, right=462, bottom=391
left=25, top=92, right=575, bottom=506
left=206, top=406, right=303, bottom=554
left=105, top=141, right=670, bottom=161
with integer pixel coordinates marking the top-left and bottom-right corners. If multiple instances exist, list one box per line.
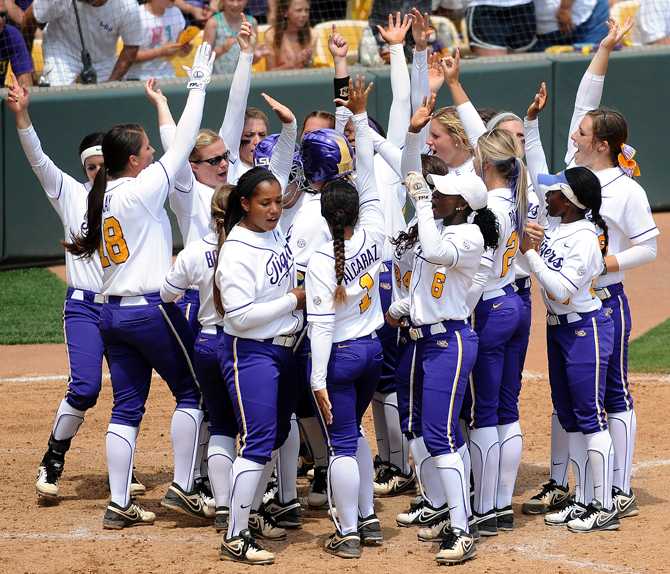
left=219, top=529, right=274, bottom=565
left=522, top=479, right=570, bottom=515
left=613, top=486, right=639, bottom=518
left=358, top=513, right=383, bottom=546
left=373, top=464, right=416, bottom=497
left=324, top=531, right=361, bottom=559
left=161, top=482, right=215, bottom=519
left=103, top=501, right=155, bottom=529
left=248, top=508, right=287, bottom=540
left=567, top=502, right=620, bottom=533
left=435, top=527, right=477, bottom=565
left=544, top=501, right=587, bottom=526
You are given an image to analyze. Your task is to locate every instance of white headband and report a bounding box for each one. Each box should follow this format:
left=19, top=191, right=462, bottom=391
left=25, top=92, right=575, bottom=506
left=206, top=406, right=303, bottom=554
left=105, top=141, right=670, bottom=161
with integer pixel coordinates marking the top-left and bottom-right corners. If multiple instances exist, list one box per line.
left=556, top=183, right=586, bottom=210
left=486, top=112, right=523, bottom=131
left=80, top=145, right=103, bottom=166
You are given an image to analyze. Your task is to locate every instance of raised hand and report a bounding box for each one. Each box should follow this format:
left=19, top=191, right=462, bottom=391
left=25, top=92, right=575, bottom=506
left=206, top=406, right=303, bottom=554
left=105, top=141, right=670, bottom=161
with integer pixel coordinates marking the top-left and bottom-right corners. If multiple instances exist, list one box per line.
left=376, top=11, right=413, bottom=46
left=600, top=17, right=633, bottom=51
left=410, top=7, right=429, bottom=51
left=334, top=75, right=374, bottom=115
left=238, top=21, right=257, bottom=54
left=405, top=171, right=431, bottom=202
left=4, top=81, right=29, bottom=114
left=526, top=81, right=548, bottom=121
left=145, top=77, right=168, bottom=107
left=409, top=92, right=437, bottom=133
left=328, top=24, right=349, bottom=60
left=440, top=48, right=461, bottom=86
left=184, top=41, right=216, bottom=91
left=428, top=52, right=445, bottom=94
left=261, top=92, right=296, bottom=125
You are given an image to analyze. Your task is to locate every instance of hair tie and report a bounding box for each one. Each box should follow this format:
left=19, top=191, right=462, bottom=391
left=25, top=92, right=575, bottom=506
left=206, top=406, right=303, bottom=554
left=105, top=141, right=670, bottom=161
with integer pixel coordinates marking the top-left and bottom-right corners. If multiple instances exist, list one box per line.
left=618, top=143, right=641, bottom=178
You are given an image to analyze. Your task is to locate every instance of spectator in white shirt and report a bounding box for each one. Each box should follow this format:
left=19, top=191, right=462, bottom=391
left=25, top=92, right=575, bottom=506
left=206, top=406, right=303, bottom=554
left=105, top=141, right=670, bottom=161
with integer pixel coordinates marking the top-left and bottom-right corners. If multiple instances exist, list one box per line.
left=33, top=0, right=142, bottom=86
left=533, top=0, right=609, bottom=51
left=637, top=0, right=670, bottom=44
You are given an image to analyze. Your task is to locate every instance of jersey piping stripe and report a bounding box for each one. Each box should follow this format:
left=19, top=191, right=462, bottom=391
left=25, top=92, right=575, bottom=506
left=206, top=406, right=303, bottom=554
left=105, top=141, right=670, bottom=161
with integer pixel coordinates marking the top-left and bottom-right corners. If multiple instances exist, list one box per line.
left=407, top=345, right=418, bottom=435
left=591, top=317, right=605, bottom=431
left=629, top=226, right=658, bottom=240
left=165, top=278, right=188, bottom=292
left=446, top=331, right=464, bottom=453
left=617, top=295, right=632, bottom=410
left=232, top=337, right=249, bottom=458
left=469, top=312, right=476, bottom=428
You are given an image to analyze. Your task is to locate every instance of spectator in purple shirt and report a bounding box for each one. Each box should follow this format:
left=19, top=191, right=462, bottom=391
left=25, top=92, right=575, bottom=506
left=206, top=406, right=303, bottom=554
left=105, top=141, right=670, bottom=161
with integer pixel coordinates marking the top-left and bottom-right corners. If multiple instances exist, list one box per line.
left=0, top=3, right=33, bottom=87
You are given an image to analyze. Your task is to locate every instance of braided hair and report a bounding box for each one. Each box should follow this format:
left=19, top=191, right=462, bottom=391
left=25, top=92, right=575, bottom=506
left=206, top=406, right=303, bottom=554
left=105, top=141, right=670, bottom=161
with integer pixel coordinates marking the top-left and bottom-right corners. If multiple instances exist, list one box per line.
left=211, top=184, right=234, bottom=317
left=391, top=154, right=449, bottom=258
left=320, top=178, right=360, bottom=305
left=564, top=167, right=609, bottom=254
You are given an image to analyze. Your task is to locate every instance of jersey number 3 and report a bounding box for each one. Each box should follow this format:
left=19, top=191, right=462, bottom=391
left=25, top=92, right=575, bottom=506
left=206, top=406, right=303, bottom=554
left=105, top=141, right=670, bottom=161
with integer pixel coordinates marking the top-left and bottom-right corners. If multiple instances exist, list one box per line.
left=359, top=273, right=374, bottom=313
left=98, top=217, right=130, bottom=268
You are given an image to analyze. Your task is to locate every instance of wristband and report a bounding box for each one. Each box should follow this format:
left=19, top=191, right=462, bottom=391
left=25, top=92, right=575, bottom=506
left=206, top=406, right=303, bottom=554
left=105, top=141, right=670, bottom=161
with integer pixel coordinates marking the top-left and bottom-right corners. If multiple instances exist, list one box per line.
left=334, top=76, right=350, bottom=100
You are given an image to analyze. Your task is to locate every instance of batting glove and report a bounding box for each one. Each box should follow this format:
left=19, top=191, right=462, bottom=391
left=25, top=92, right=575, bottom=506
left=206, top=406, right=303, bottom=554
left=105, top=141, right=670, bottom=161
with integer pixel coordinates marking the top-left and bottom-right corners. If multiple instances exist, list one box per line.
left=405, top=171, right=431, bottom=202
left=184, top=42, right=215, bottom=92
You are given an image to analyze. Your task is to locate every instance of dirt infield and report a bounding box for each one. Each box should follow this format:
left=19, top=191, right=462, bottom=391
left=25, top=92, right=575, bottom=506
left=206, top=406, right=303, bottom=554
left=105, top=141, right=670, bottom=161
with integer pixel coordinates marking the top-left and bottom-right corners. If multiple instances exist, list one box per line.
left=0, top=213, right=667, bottom=573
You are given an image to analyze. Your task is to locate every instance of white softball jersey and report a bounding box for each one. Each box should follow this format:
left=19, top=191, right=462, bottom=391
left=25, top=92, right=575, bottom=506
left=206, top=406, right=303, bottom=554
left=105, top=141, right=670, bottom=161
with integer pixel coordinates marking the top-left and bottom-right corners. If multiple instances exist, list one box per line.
left=17, top=125, right=103, bottom=292
left=217, top=226, right=303, bottom=339
left=592, top=167, right=659, bottom=288
left=526, top=219, right=603, bottom=315
left=389, top=218, right=417, bottom=319
left=169, top=177, right=215, bottom=247
left=409, top=213, right=486, bottom=326
left=161, top=232, right=222, bottom=328
left=100, top=162, right=174, bottom=296
left=483, top=187, right=520, bottom=293
left=286, top=192, right=332, bottom=278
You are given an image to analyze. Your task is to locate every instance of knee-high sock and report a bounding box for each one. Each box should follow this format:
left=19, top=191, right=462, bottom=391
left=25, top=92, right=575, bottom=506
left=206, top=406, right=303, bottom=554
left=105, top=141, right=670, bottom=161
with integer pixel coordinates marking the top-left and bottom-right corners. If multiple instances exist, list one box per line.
left=207, top=434, right=236, bottom=508
left=409, top=436, right=446, bottom=508
left=458, top=443, right=472, bottom=517
left=228, top=457, right=264, bottom=538
left=277, top=414, right=300, bottom=503
left=372, top=392, right=390, bottom=463
left=585, top=430, right=614, bottom=510
left=356, top=435, right=375, bottom=518
left=194, top=416, right=210, bottom=480
left=568, top=431, right=588, bottom=505
left=383, top=392, right=411, bottom=474
left=171, top=408, right=204, bottom=492
left=252, top=450, right=278, bottom=511
left=434, top=452, right=469, bottom=532
left=608, top=410, right=636, bottom=494
left=106, top=423, right=138, bottom=508
left=298, top=416, right=329, bottom=468
left=496, top=421, right=522, bottom=509
left=469, top=426, right=499, bottom=515
left=550, top=412, right=570, bottom=486
left=52, top=399, right=86, bottom=441
left=328, top=455, right=360, bottom=535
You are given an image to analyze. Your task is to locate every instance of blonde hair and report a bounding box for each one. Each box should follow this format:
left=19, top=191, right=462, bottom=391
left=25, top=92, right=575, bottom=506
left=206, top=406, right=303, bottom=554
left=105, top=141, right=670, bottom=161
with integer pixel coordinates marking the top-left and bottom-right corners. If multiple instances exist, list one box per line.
left=432, top=107, right=473, bottom=155
left=475, top=128, right=528, bottom=241
left=212, top=183, right=234, bottom=317
left=189, top=129, right=222, bottom=162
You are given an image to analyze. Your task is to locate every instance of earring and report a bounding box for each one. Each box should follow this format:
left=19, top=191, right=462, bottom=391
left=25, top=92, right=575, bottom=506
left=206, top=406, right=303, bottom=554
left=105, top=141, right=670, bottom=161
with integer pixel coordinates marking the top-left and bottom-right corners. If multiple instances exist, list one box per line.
left=455, top=206, right=465, bottom=212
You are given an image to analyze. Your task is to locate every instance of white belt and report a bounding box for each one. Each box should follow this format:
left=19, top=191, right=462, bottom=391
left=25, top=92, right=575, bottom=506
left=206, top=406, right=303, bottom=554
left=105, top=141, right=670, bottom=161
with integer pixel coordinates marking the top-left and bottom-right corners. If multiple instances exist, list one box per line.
left=482, top=288, right=506, bottom=301
left=546, top=312, right=583, bottom=326
left=257, top=334, right=297, bottom=348
left=200, top=326, right=220, bottom=335
left=595, top=287, right=612, bottom=301
left=69, top=289, right=105, bottom=304
left=409, top=322, right=458, bottom=341
left=105, top=295, right=149, bottom=306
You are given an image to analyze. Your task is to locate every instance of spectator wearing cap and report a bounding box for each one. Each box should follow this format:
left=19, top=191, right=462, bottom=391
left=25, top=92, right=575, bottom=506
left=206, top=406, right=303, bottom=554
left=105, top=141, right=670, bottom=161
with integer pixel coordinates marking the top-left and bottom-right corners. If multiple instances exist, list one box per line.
left=33, top=0, right=142, bottom=86
left=0, top=1, right=33, bottom=87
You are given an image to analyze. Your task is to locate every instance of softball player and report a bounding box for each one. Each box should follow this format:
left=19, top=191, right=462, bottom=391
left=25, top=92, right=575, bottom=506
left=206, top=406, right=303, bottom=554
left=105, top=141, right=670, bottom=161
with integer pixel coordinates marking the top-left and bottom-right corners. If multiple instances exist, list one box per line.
left=397, top=169, right=499, bottom=564
left=5, top=83, right=145, bottom=502
left=306, top=82, right=385, bottom=559
left=160, top=184, right=239, bottom=532
left=461, top=128, right=529, bottom=536
left=522, top=168, right=619, bottom=532
left=524, top=19, right=658, bottom=518
left=63, top=43, right=215, bottom=529
left=216, top=167, right=306, bottom=565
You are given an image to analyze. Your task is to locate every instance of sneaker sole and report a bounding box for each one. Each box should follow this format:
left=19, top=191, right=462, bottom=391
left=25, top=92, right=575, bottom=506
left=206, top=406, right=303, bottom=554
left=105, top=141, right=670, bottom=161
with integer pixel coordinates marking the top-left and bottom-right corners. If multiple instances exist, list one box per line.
left=103, top=517, right=154, bottom=530
left=567, top=523, right=620, bottom=533
left=618, top=507, right=640, bottom=519
left=324, top=548, right=361, bottom=559
left=161, top=497, right=212, bottom=520
left=219, top=550, right=274, bottom=565
left=130, top=484, right=147, bottom=496
left=436, top=550, right=477, bottom=565
left=275, top=519, right=302, bottom=529
left=477, top=529, right=498, bottom=537
left=361, top=536, right=384, bottom=547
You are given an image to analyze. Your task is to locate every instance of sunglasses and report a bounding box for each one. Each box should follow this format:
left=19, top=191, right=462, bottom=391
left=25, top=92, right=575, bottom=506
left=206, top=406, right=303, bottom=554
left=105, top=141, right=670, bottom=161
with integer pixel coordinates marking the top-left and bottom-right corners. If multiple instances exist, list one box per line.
left=0, top=11, right=7, bottom=18
left=192, top=151, right=229, bottom=166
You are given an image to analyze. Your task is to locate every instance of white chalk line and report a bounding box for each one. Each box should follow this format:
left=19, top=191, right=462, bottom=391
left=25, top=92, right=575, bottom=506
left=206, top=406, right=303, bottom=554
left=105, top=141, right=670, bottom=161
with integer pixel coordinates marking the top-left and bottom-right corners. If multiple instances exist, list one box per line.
left=0, top=527, right=210, bottom=544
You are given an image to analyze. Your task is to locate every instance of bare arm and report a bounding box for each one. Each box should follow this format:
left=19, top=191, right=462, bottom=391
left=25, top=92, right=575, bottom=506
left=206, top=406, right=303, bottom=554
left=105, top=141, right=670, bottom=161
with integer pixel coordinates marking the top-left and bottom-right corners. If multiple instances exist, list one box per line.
left=108, top=46, right=139, bottom=82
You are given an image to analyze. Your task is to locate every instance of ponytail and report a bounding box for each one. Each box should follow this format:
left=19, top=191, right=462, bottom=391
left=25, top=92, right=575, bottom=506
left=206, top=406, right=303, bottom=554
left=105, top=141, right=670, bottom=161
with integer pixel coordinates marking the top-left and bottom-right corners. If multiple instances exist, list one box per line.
left=591, top=209, right=609, bottom=255
left=512, top=157, right=528, bottom=242
left=63, top=165, right=107, bottom=257
left=333, top=221, right=347, bottom=304
left=472, top=207, right=500, bottom=251
left=211, top=184, right=233, bottom=317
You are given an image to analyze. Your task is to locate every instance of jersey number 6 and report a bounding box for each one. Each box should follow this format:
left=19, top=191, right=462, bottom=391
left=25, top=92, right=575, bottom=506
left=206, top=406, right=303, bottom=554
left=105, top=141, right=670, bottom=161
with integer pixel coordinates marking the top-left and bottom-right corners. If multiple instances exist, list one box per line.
left=359, top=272, right=374, bottom=313
left=431, top=272, right=446, bottom=299
left=98, top=216, right=130, bottom=268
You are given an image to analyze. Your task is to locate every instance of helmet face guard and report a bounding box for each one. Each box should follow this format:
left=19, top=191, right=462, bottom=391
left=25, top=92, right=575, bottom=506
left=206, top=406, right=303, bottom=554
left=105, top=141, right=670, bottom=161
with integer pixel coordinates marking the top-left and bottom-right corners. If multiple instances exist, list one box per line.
left=254, top=133, right=306, bottom=190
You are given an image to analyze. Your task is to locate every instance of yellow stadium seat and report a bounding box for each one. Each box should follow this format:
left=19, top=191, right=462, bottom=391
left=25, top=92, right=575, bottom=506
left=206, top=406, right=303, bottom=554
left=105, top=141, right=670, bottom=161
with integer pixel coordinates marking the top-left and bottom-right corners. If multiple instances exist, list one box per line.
left=171, top=30, right=203, bottom=77
left=610, top=0, right=640, bottom=46
left=253, top=24, right=270, bottom=73
left=32, top=38, right=44, bottom=77
left=346, top=0, right=373, bottom=21
left=312, top=20, right=369, bottom=68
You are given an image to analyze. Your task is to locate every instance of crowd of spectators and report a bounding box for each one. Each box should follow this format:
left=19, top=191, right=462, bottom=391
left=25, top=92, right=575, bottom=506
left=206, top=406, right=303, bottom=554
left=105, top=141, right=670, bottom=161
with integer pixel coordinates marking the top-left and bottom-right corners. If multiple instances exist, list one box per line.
left=0, top=0, right=667, bottom=88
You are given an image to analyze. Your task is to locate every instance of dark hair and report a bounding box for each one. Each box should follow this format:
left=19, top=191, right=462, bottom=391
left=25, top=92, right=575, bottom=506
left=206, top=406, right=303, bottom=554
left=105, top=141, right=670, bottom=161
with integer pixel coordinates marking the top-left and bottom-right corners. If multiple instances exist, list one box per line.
left=472, top=208, right=500, bottom=251
left=223, top=167, right=279, bottom=235
left=244, top=107, right=270, bottom=131
left=302, top=110, right=336, bottom=133
left=272, top=0, right=311, bottom=52
left=477, top=107, right=499, bottom=125
left=78, top=132, right=104, bottom=156
left=320, top=178, right=359, bottom=304
left=65, top=124, right=145, bottom=257
left=391, top=154, right=449, bottom=257
left=564, top=166, right=609, bottom=253
left=586, top=108, right=628, bottom=168
left=212, top=184, right=234, bottom=317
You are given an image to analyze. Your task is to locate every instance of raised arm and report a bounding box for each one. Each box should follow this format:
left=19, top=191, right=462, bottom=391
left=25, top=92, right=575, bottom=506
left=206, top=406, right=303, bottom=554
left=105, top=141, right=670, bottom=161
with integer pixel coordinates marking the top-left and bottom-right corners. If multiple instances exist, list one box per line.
left=401, top=92, right=436, bottom=178
left=328, top=25, right=353, bottom=134
left=524, top=81, right=550, bottom=223
left=261, top=93, right=298, bottom=192
left=370, top=130, right=403, bottom=177
left=219, top=23, right=255, bottom=165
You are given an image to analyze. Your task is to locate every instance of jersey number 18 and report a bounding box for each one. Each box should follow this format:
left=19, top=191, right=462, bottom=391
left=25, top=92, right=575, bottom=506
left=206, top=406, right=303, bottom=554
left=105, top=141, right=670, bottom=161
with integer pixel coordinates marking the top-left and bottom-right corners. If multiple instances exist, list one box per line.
left=98, top=217, right=130, bottom=268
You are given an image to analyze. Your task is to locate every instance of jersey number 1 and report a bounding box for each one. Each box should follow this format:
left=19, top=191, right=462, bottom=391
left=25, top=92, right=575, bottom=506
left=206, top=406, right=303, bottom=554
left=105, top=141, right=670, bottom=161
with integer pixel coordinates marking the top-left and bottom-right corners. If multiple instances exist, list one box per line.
left=98, top=216, right=130, bottom=268
left=359, top=273, right=374, bottom=313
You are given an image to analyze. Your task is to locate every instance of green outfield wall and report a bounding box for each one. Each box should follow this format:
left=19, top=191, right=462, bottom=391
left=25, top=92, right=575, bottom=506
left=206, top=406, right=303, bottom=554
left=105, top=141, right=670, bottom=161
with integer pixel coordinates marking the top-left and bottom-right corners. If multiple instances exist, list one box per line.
left=0, top=48, right=667, bottom=265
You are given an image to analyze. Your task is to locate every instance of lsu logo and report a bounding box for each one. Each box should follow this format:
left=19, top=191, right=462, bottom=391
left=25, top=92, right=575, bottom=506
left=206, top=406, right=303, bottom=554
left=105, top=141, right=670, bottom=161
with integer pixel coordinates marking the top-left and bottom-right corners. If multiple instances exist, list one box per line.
left=437, top=340, right=449, bottom=348
left=255, top=156, right=271, bottom=167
